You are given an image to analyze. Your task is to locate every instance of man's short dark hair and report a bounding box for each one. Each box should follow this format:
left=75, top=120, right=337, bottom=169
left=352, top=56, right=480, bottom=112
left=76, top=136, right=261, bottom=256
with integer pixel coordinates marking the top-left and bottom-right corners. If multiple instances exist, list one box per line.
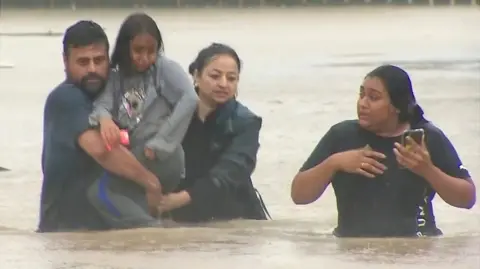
left=63, top=20, right=109, bottom=56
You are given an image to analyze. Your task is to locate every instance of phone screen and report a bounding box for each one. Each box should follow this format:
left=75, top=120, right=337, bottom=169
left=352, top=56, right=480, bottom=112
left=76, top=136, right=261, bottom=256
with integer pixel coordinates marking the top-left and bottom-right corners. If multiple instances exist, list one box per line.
left=401, top=129, right=424, bottom=148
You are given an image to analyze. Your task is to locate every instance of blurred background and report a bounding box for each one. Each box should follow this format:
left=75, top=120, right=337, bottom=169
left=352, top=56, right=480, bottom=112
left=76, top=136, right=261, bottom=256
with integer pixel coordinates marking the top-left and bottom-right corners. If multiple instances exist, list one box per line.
left=0, top=2, right=479, bottom=269
left=1, top=0, right=479, bottom=8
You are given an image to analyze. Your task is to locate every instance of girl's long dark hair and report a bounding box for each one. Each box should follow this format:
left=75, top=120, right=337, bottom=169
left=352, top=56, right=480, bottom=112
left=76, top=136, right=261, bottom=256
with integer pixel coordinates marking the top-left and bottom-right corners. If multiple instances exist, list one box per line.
left=110, top=12, right=164, bottom=72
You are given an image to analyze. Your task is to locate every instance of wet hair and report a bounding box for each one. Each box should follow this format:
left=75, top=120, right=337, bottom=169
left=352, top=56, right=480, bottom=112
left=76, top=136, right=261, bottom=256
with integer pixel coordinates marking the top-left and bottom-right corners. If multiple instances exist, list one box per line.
left=366, top=64, right=426, bottom=125
left=110, top=12, right=164, bottom=71
left=63, top=20, right=109, bottom=57
left=188, top=43, right=242, bottom=77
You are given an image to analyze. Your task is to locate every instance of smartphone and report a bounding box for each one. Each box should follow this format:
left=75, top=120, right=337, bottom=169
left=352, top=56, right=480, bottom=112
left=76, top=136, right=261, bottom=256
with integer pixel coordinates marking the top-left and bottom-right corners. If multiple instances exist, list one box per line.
left=401, top=128, right=424, bottom=149
left=119, top=129, right=130, bottom=146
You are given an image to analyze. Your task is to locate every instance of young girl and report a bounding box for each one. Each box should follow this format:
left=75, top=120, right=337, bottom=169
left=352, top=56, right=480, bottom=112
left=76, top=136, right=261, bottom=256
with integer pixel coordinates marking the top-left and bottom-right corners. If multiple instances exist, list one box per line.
left=87, top=13, right=198, bottom=229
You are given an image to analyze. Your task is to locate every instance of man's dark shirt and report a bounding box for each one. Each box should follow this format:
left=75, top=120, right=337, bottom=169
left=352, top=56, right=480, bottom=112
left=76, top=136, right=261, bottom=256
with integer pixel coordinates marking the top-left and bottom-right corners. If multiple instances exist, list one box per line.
left=38, top=82, right=108, bottom=232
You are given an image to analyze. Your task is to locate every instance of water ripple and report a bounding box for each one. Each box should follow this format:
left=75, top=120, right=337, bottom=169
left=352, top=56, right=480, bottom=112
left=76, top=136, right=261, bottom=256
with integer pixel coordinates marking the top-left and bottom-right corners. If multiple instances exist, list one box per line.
left=314, top=59, right=480, bottom=72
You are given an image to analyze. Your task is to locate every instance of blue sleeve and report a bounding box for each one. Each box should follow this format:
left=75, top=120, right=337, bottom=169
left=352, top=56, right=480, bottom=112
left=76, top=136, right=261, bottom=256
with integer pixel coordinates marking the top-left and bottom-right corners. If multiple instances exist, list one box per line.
left=429, top=128, right=471, bottom=180
left=45, top=84, right=93, bottom=150
left=299, top=126, right=337, bottom=172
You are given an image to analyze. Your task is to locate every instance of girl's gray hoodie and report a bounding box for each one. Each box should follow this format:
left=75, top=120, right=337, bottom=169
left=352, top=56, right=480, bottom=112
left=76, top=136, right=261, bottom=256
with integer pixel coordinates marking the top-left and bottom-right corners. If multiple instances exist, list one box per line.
left=89, top=55, right=198, bottom=161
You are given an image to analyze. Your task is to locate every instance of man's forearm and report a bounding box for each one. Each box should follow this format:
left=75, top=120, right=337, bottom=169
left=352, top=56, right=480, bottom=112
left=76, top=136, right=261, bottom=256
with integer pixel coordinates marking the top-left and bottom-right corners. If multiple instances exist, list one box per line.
left=97, top=146, right=158, bottom=190
left=79, top=130, right=158, bottom=190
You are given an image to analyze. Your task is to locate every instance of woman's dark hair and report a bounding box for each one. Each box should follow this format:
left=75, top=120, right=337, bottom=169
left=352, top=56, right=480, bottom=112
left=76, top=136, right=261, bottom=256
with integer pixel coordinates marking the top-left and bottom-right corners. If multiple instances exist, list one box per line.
left=188, top=43, right=242, bottom=77
left=366, top=64, right=426, bottom=125
left=110, top=12, right=164, bottom=71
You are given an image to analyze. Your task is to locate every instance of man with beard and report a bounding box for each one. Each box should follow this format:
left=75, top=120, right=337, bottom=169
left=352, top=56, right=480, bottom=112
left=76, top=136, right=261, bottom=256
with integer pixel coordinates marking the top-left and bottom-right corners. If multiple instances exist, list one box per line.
left=38, top=20, right=161, bottom=232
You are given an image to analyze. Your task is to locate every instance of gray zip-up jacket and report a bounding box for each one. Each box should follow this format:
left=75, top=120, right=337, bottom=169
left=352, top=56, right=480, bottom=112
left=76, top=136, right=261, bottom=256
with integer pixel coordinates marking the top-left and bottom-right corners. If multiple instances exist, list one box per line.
left=89, top=55, right=198, bottom=160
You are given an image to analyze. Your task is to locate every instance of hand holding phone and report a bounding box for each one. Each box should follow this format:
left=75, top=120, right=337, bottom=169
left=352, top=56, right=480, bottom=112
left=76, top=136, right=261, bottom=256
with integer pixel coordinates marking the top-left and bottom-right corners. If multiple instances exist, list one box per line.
left=394, top=128, right=433, bottom=175
left=401, top=128, right=424, bottom=150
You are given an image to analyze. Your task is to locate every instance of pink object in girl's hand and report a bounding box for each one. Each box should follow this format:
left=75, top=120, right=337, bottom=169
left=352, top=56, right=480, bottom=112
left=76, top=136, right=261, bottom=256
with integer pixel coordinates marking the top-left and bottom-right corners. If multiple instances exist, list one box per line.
left=119, top=130, right=130, bottom=146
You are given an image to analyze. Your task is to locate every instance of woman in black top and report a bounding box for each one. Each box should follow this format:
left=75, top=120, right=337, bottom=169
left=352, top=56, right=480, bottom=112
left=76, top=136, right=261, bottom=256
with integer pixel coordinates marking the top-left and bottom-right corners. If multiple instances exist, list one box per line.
left=291, top=65, right=476, bottom=237
left=158, top=43, right=270, bottom=222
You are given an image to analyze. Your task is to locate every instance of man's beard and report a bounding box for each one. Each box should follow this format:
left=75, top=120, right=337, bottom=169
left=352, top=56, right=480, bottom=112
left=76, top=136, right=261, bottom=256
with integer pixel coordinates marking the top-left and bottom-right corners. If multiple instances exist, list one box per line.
left=80, top=73, right=107, bottom=98
left=67, top=72, right=107, bottom=98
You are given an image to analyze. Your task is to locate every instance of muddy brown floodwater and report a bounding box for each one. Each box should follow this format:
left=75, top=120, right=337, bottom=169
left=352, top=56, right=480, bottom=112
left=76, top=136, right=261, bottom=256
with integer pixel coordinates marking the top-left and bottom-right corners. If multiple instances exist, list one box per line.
left=0, top=6, right=479, bottom=269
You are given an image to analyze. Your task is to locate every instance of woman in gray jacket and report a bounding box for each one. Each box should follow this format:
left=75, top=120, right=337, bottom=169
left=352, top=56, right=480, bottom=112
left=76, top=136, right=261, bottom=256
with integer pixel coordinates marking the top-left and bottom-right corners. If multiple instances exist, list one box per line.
left=87, top=13, right=198, bottom=229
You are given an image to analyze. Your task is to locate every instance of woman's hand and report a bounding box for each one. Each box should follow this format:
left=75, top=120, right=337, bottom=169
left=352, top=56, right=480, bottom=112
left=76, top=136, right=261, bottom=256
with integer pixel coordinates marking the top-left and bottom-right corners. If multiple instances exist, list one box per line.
left=335, top=145, right=387, bottom=178
left=157, top=191, right=191, bottom=214
left=99, top=118, right=120, bottom=150
left=394, top=136, right=434, bottom=177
